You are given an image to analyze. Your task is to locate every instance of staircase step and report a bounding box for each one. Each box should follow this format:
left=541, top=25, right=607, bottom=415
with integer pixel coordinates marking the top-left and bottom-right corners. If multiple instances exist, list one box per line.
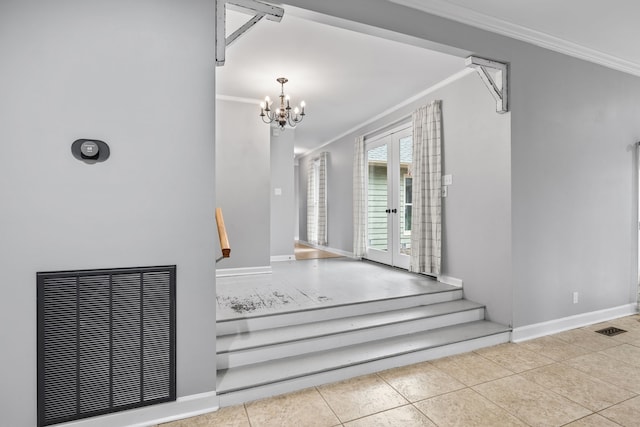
left=217, top=320, right=511, bottom=406
left=216, top=287, right=463, bottom=336
left=217, top=300, right=485, bottom=369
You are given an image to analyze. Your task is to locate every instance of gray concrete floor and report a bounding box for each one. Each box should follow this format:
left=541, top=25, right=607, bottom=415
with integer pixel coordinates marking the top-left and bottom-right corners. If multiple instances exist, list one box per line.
left=216, top=258, right=455, bottom=321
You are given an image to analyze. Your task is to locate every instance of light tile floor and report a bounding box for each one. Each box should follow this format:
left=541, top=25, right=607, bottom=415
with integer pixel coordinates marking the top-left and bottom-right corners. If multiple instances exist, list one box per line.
left=162, top=314, right=640, bottom=426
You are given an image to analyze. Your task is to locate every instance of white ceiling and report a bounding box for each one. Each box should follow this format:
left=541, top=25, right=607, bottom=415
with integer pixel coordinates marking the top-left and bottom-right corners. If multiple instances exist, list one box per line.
left=218, top=1, right=640, bottom=156
left=215, top=8, right=465, bottom=156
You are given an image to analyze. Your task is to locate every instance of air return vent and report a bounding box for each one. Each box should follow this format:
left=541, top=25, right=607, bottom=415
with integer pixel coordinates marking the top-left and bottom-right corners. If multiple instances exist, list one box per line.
left=37, top=266, right=176, bottom=426
left=594, top=326, right=627, bottom=337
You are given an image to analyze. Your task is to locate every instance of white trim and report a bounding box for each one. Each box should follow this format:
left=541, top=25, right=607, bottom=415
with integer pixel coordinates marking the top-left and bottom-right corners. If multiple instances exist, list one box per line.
left=511, top=303, right=638, bottom=343
left=216, top=265, right=272, bottom=277
left=365, top=121, right=412, bottom=146
left=57, top=391, right=218, bottom=427
left=216, top=94, right=261, bottom=105
left=285, top=5, right=471, bottom=59
left=437, top=275, right=463, bottom=288
left=297, top=240, right=355, bottom=258
left=271, top=254, right=296, bottom=262
left=388, top=0, right=640, bottom=78
left=297, top=68, right=475, bottom=158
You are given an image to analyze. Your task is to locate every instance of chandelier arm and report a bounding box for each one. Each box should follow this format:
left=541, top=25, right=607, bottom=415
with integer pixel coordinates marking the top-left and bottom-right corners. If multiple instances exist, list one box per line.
left=261, top=113, right=274, bottom=124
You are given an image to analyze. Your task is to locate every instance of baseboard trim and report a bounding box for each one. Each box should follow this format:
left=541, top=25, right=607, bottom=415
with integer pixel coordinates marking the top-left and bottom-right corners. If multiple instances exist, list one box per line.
left=512, top=303, right=638, bottom=343
left=216, top=266, right=272, bottom=277
left=437, top=275, right=463, bottom=288
left=271, top=254, right=296, bottom=262
left=58, top=391, right=218, bottom=427
left=297, top=240, right=355, bottom=258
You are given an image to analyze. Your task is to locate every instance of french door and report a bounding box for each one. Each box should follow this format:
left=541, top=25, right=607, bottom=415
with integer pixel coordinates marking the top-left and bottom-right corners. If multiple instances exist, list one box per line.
left=366, top=125, right=413, bottom=269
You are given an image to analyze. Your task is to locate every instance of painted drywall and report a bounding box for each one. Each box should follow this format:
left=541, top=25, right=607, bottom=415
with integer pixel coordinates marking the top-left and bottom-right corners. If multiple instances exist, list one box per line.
left=0, top=1, right=217, bottom=426
left=216, top=99, right=271, bottom=269
left=294, top=161, right=301, bottom=241
left=271, top=129, right=296, bottom=258
left=286, top=0, right=640, bottom=328
left=438, top=73, right=511, bottom=325
left=298, top=71, right=511, bottom=325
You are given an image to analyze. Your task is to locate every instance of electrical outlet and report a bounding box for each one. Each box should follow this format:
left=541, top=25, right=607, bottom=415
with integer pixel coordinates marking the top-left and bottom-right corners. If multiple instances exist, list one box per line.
left=573, top=291, right=579, bottom=304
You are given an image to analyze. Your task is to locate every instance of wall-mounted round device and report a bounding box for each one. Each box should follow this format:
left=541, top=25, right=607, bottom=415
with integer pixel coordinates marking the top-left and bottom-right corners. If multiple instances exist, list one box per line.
left=71, top=139, right=110, bottom=164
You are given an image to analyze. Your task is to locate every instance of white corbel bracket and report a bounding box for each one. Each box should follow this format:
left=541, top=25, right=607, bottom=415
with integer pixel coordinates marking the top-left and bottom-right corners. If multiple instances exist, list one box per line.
left=216, top=0, right=284, bottom=66
left=465, top=56, right=509, bottom=114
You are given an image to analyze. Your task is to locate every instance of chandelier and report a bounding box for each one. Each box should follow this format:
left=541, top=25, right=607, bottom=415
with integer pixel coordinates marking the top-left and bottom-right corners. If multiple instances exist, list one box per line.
left=259, top=77, right=306, bottom=130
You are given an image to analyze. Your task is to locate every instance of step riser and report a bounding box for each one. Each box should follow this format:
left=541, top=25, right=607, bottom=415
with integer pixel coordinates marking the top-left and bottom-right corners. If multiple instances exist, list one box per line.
left=218, top=308, right=485, bottom=369
left=218, top=331, right=510, bottom=406
left=217, top=289, right=463, bottom=335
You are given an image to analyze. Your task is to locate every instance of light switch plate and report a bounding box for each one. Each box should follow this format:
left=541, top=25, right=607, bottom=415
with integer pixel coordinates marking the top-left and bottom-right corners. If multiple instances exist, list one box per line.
left=443, top=174, right=453, bottom=185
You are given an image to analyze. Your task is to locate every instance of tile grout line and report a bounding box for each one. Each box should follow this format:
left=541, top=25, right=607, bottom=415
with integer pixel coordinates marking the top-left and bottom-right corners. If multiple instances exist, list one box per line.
left=314, top=385, right=346, bottom=426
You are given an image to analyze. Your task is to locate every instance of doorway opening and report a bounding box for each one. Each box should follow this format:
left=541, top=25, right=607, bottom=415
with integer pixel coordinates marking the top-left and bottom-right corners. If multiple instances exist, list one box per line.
left=366, top=123, right=413, bottom=269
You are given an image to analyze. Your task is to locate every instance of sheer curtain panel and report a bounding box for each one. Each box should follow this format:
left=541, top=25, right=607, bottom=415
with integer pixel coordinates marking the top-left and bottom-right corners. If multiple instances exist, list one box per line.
left=307, top=152, right=328, bottom=246
left=352, top=136, right=367, bottom=257
left=317, top=152, right=328, bottom=246
left=410, top=100, right=443, bottom=274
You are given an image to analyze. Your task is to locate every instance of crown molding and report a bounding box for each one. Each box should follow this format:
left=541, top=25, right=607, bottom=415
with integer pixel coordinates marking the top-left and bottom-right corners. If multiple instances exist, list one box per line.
left=389, top=0, right=640, bottom=77
left=216, top=94, right=261, bottom=104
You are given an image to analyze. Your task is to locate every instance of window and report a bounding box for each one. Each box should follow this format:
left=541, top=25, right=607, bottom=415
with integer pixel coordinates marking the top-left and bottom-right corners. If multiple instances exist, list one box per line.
left=404, top=176, right=412, bottom=233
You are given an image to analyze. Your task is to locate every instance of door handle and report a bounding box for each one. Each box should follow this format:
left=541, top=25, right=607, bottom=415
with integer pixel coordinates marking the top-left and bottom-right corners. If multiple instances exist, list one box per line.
left=385, top=209, right=391, bottom=214
left=391, top=208, right=397, bottom=213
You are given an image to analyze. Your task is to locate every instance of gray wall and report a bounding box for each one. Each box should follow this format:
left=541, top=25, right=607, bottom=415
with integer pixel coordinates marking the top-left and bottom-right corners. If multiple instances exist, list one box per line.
left=0, top=1, right=217, bottom=426
left=298, top=72, right=512, bottom=324
left=288, top=0, right=640, bottom=328
left=216, top=99, right=271, bottom=269
left=439, top=73, right=511, bottom=325
left=271, top=130, right=296, bottom=257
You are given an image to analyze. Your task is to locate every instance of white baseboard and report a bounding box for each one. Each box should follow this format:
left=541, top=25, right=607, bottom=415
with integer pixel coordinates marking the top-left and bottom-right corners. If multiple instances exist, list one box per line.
left=437, top=275, right=463, bottom=288
left=271, top=254, right=295, bottom=262
left=216, top=265, right=272, bottom=277
left=512, top=303, right=638, bottom=343
left=297, top=240, right=355, bottom=258
left=58, top=391, right=218, bottom=427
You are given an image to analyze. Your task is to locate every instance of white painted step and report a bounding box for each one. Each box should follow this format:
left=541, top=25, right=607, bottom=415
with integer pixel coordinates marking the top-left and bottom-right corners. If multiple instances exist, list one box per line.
left=217, top=320, right=510, bottom=406
left=216, top=288, right=463, bottom=336
left=217, top=300, right=485, bottom=369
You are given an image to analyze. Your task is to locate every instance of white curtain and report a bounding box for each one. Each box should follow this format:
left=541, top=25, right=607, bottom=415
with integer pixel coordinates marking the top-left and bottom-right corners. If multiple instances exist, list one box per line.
left=352, top=136, right=367, bottom=257
left=306, top=158, right=318, bottom=243
left=317, top=152, right=328, bottom=246
left=410, top=100, right=442, bottom=274
left=307, top=152, right=328, bottom=245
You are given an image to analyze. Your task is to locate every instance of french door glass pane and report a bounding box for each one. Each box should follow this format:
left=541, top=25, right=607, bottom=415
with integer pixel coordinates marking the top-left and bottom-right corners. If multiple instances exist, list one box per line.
left=399, top=136, right=412, bottom=256
left=367, top=144, right=388, bottom=252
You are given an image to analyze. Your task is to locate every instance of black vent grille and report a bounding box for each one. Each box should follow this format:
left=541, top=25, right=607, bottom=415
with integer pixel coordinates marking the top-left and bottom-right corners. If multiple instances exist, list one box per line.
left=38, top=266, right=176, bottom=427
left=595, top=326, right=627, bottom=337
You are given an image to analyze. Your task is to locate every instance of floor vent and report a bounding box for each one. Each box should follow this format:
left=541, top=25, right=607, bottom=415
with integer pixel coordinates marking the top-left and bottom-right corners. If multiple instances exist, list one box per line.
left=37, top=266, right=176, bottom=427
left=594, top=326, right=627, bottom=337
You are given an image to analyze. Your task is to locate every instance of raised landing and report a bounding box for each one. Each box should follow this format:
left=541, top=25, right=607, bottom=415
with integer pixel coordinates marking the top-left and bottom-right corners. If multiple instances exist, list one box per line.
left=215, top=259, right=510, bottom=407
left=216, top=258, right=456, bottom=321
